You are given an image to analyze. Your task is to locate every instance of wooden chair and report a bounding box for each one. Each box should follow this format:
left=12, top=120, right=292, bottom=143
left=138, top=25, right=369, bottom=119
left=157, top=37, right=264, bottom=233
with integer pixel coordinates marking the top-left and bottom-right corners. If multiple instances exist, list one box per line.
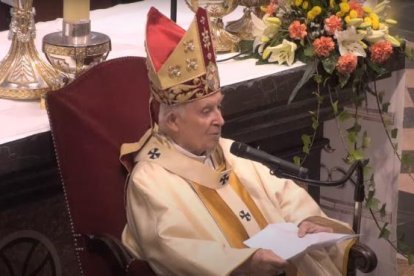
left=46, top=56, right=377, bottom=275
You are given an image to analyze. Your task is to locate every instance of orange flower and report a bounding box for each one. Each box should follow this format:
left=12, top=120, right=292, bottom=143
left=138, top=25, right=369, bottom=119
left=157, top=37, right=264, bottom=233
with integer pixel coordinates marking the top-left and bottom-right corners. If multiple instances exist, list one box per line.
left=336, top=54, right=358, bottom=74
left=349, top=0, right=364, bottom=17
left=266, top=0, right=279, bottom=15
left=288, top=20, right=307, bottom=40
left=313, top=36, right=335, bottom=57
left=370, top=40, right=393, bottom=64
left=324, top=15, right=342, bottom=35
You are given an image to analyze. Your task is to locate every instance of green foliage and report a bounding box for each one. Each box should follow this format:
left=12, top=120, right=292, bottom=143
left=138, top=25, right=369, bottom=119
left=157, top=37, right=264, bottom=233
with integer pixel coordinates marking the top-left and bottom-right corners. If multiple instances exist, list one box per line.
left=379, top=223, right=391, bottom=239
left=362, top=131, right=371, bottom=149
left=288, top=61, right=317, bottom=103
left=331, top=100, right=339, bottom=115
left=322, top=55, right=337, bottom=75
left=338, top=110, right=352, bottom=122
left=293, top=155, right=301, bottom=166
left=379, top=203, right=387, bottom=218
left=302, top=134, right=312, bottom=154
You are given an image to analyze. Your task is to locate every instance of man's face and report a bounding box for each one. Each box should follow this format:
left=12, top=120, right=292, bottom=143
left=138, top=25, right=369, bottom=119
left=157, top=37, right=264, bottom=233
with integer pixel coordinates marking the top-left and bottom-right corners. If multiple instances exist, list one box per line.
left=174, top=92, right=225, bottom=155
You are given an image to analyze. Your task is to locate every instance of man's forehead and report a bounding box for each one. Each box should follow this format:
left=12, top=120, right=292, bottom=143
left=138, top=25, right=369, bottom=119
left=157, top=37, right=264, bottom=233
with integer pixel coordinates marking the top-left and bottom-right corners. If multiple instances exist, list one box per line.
left=192, top=91, right=224, bottom=106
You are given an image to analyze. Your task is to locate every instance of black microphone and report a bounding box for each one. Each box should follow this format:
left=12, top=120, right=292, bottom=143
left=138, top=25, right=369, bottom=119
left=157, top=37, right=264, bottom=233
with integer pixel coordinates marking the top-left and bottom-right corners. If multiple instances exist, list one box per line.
left=230, top=142, right=309, bottom=178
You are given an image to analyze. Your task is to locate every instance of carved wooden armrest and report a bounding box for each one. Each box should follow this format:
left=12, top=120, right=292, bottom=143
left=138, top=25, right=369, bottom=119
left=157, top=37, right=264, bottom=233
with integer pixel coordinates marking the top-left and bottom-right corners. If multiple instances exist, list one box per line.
left=86, top=234, right=155, bottom=275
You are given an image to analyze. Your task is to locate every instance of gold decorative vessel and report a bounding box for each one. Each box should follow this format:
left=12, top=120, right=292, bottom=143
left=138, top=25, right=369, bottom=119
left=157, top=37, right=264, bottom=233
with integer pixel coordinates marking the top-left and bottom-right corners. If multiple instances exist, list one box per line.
left=226, top=0, right=270, bottom=41
left=0, top=0, right=64, bottom=100
left=185, top=0, right=240, bottom=53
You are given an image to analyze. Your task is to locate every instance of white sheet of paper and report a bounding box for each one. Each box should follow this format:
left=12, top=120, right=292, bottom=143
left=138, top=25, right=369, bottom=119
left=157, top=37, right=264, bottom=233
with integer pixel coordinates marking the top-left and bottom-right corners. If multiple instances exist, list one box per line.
left=244, top=223, right=357, bottom=260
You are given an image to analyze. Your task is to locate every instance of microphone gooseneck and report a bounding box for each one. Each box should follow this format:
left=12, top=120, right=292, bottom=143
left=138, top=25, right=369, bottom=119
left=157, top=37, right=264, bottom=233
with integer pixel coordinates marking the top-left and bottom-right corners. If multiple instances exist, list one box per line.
left=230, top=141, right=309, bottom=178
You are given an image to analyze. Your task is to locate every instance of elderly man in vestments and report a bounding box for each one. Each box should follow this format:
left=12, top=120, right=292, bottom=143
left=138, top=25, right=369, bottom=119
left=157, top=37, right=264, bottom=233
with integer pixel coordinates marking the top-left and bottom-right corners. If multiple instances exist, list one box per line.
left=121, top=6, right=355, bottom=276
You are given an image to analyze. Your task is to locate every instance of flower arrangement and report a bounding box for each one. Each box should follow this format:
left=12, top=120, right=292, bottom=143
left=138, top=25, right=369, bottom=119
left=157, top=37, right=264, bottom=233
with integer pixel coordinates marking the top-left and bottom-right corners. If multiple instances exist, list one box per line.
left=248, top=0, right=413, bottom=263
left=250, top=0, right=402, bottom=101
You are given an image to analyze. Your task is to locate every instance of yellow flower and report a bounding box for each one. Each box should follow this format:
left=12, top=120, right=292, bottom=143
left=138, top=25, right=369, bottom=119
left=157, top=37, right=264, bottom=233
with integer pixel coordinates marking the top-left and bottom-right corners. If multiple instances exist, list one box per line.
left=312, top=6, right=322, bottom=15
left=347, top=18, right=363, bottom=26
left=302, top=1, right=309, bottom=10
left=329, top=0, right=335, bottom=9
left=349, top=10, right=358, bottom=19
left=362, top=6, right=372, bottom=13
left=307, top=10, right=316, bottom=20
left=265, top=17, right=281, bottom=25
left=295, top=0, right=303, bottom=7
left=369, top=13, right=379, bottom=22
left=340, top=2, right=350, bottom=13
left=385, top=34, right=401, bottom=47
left=385, top=19, right=398, bottom=25
left=364, top=17, right=372, bottom=24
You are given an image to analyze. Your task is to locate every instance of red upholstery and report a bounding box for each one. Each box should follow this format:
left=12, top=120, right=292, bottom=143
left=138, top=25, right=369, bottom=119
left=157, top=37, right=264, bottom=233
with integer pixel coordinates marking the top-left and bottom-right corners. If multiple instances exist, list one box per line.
left=46, top=57, right=152, bottom=276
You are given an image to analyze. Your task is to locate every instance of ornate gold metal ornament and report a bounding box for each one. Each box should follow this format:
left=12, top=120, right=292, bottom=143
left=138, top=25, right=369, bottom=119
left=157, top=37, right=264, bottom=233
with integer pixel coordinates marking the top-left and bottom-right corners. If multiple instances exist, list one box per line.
left=185, top=0, right=240, bottom=53
left=0, top=0, right=64, bottom=100
left=226, top=0, right=270, bottom=41
left=42, top=14, right=111, bottom=79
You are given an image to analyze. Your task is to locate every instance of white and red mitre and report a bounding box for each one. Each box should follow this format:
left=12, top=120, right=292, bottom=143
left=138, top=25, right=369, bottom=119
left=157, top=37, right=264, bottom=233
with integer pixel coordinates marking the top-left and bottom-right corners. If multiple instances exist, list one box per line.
left=145, top=7, right=220, bottom=105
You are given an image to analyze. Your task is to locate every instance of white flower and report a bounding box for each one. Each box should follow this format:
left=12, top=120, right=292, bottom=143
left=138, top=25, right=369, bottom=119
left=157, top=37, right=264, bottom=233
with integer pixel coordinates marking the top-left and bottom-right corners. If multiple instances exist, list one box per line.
left=251, top=12, right=266, bottom=38
left=263, top=39, right=297, bottom=66
left=251, top=13, right=281, bottom=54
left=359, top=24, right=389, bottom=43
left=335, top=26, right=367, bottom=57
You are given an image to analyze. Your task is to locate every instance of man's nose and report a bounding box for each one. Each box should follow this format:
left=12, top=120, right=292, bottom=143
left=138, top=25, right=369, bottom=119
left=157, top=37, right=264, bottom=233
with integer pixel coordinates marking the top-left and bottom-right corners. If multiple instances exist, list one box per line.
left=215, top=109, right=225, bottom=126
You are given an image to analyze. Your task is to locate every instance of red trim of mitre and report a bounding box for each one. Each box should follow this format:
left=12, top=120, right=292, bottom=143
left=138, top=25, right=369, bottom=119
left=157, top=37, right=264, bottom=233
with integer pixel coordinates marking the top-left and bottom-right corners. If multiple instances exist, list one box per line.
left=195, top=8, right=217, bottom=67
left=146, top=7, right=185, bottom=72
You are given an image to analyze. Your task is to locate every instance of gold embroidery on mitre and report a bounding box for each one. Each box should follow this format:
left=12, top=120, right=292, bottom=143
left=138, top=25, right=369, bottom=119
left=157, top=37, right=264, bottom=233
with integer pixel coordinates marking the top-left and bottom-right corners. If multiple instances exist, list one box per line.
left=146, top=10, right=220, bottom=105
left=151, top=16, right=205, bottom=90
left=183, top=40, right=195, bottom=53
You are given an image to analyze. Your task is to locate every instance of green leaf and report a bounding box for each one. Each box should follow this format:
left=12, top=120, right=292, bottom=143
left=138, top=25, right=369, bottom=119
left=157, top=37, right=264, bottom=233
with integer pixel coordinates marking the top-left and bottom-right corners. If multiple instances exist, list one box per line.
left=293, top=156, right=301, bottom=166
left=379, top=223, right=391, bottom=239
left=338, top=110, right=351, bottom=122
left=304, top=45, right=314, bottom=57
left=382, top=102, right=390, bottom=113
left=367, top=59, right=387, bottom=76
left=331, top=100, right=339, bottom=115
left=314, top=74, right=323, bottom=84
left=365, top=195, right=380, bottom=210
left=312, top=117, right=319, bottom=130
left=322, top=55, right=337, bottom=74
left=238, top=40, right=254, bottom=54
left=362, top=131, right=371, bottom=149
left=391, top=128, right=398, bottom=139
left=337, top=72, right=350, bottom=88
left=288, top=61, right=317, bottom=103
left=350, top=149, right=364, bottom=161
left=347, top=131, right=358, bottom=144
left=379, top=203, right=387, bottom=217
left=302, top=134, right=311, bottom=154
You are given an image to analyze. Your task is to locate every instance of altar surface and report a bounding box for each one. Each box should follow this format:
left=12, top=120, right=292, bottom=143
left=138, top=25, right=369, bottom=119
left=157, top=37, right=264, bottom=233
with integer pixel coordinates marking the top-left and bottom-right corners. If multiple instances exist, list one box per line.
left=0, top=0, right=304, bottom=145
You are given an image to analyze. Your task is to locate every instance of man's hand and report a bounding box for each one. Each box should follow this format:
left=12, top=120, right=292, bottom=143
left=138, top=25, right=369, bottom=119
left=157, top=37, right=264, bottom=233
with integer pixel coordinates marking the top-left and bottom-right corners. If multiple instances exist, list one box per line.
left=297, top=221, right=333, bottom=238
left=232, top=249, right=288, bottom=276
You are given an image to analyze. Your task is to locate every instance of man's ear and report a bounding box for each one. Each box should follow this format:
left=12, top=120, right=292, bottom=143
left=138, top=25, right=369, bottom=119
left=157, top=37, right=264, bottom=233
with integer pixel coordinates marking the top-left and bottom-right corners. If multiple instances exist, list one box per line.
left=165, top=111, right=180, bottom=132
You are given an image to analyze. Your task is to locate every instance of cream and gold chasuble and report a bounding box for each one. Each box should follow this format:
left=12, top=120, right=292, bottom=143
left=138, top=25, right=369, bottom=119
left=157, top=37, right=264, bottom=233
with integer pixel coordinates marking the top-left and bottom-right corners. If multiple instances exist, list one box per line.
left=121, top=130, right=354, bottom=276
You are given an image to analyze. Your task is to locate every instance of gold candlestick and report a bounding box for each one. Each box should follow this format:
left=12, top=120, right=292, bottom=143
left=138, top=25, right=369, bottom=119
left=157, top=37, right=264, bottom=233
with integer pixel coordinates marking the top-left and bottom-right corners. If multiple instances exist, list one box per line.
left=0, top=0, right=64, bottom=100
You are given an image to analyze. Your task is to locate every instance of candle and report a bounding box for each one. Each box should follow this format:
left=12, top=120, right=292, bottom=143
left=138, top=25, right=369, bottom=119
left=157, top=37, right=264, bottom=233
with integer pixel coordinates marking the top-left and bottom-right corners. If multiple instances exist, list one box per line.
left=63, top=0, right=90, bottom=23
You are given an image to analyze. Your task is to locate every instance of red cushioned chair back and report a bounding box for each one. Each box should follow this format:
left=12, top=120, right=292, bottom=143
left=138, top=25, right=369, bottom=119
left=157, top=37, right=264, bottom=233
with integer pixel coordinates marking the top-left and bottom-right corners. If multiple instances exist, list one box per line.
left=46, top=57, right=151, bottom=276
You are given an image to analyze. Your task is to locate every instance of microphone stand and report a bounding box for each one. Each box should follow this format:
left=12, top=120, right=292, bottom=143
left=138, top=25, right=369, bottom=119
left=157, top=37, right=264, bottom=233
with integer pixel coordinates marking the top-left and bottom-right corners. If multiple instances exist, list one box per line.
left=270, top=160, right=366, bottom=235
